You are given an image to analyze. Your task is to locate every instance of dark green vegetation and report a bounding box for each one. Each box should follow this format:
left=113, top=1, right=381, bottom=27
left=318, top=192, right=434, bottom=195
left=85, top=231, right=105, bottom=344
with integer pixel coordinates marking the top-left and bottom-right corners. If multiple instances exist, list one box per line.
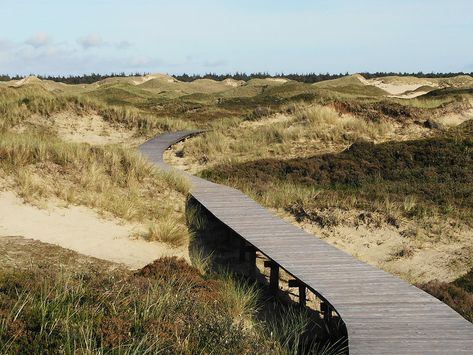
left=202, top=120, right=473, bottom=224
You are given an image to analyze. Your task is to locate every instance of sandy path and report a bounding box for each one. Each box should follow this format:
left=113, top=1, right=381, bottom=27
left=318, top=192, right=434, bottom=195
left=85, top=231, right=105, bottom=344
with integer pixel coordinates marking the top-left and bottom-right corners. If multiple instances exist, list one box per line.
left=0, top=191, right=188, bottom=269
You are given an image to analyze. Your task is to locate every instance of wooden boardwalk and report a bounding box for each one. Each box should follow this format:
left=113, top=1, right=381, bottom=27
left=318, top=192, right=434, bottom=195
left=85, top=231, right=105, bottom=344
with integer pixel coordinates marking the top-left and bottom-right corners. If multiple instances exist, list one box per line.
left=140, top=131, right=473, bottom=354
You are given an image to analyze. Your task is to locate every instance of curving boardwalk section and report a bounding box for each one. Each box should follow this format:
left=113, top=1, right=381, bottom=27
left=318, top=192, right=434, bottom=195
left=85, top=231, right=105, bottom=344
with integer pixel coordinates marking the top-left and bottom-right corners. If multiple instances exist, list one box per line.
left=140, top=131, right=473, bottom=354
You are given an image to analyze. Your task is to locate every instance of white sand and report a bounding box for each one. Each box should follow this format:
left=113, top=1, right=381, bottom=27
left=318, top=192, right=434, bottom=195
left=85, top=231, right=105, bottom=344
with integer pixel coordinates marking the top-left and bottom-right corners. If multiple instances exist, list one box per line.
left=0, top=191, right=189, bottom=269
left=355, top=74, right=437, bottom=98
left=16, top=112, right=143, bottom=146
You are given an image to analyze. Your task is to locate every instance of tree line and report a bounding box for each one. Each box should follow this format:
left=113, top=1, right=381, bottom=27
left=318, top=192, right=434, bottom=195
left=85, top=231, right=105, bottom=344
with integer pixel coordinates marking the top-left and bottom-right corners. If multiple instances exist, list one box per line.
left=0, top=72, right=148, bottom=84
left=173, top=72, right=473, bottom=83
left=0, top=71, right=471, bottom=84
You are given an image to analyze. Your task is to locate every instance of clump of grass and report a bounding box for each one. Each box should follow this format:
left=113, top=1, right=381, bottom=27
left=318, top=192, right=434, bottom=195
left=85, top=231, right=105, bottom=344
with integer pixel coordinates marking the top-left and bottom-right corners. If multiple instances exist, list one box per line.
left=219, top=274, right=260, bottom=323
left=186, top=199, right=209, bottom=232
left=266, top=305, right=347, bottom=355
left=189, top=247, right=213, bottom=275
left=292, top=104, right=392, bottom=142
left=144, top=219, right=189, bottom=247
left=389, top=244, right=415, bottom=260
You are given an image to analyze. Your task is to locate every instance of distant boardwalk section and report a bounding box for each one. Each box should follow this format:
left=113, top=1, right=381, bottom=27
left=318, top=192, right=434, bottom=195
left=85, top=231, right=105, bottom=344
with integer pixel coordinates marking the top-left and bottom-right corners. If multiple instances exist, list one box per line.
left=140, top=131, right=473, bottom=355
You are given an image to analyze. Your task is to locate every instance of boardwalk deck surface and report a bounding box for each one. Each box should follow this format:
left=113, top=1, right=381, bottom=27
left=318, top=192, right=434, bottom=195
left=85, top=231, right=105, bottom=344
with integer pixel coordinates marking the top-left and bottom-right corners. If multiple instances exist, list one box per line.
left=140, top=131, right=473, bottom=354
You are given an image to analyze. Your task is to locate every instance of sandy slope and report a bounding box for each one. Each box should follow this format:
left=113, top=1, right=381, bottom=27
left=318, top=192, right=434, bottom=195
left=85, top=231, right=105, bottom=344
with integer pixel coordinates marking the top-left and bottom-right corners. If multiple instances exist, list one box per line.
left=0, top=191, right=189, bottom=269
left=14, top=112, right=141, bottom=146
left=355, top=74, right=436, bottom=98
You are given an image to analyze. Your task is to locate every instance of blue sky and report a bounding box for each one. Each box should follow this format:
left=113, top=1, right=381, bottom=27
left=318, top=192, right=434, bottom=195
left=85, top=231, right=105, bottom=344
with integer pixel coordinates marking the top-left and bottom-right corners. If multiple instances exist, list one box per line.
left=0, top=0, right=472, bottom=75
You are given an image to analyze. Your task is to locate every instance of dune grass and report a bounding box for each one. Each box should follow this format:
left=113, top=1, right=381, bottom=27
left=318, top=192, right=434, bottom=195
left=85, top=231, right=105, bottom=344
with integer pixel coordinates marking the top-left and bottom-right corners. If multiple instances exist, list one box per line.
left=0, top=258, right=273, bottom=354
left=0, top=85, right=193, bottom=135
left=0, top=129, right=191, bottom=246
left=0, top=255, right=348, bottom=354
left=179, top=103, right=394, bottom=171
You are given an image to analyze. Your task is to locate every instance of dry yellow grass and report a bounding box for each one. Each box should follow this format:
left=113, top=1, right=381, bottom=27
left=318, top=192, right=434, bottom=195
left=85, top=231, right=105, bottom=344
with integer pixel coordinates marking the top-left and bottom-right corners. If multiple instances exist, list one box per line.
left=173, top=103, right=396, bottom=171
left=0, top=129, right=191, bottom=247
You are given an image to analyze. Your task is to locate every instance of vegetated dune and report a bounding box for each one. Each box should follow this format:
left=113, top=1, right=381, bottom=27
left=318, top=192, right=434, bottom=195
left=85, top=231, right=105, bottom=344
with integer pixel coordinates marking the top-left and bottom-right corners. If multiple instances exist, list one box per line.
left=1, top=73, right=472, bottom=275
left=7, top=73, right=473, bottom=102
left=0, top=82, right=194, bottom=268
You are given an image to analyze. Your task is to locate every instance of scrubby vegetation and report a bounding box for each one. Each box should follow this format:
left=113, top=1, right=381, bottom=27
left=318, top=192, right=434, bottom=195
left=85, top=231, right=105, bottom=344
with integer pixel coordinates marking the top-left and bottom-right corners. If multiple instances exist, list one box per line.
left=0, top=257, right=266, bottom=353
left=0, top=255, right=344, bottom=354
left=421, top=269, right=473, bottom=322
left=201, top=120, right=473, bottom=224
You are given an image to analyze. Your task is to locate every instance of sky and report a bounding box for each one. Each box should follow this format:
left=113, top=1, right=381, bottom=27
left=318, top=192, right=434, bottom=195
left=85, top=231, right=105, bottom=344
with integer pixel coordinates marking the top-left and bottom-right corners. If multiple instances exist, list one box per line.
left=0, top=0, right=472, bottom=75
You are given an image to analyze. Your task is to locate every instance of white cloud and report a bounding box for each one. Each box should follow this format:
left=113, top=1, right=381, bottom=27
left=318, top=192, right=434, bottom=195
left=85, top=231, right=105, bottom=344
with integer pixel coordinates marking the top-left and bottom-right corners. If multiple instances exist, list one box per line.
left=77, top=33, right=106, bottom=49
left=25, top=32, right=52, bottom=48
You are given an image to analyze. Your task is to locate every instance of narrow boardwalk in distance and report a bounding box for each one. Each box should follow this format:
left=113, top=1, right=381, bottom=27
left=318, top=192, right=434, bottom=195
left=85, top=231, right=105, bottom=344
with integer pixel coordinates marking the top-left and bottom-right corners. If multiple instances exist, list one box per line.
left=140, top=131, right=473, bottom=355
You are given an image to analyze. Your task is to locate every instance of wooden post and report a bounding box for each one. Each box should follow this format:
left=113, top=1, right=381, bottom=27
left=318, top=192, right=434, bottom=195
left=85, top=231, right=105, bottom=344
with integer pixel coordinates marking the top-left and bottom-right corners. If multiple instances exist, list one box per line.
left=238, top=238, right=246, bottom=262
left=288, top=279, right=306, bottom=307
left=264, top=260, right=279, bottom=293
left=247, top=246, right=257, bottom=278
left=321, top=301, right=332, bottom=321
left=299, top=285, right=306, bottom=307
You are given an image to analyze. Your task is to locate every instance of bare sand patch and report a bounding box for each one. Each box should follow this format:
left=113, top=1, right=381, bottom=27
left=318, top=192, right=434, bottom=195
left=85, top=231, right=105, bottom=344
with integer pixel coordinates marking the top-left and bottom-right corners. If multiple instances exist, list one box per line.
left=0, top=191, right=189, bottom=269
left=20, top=112, right=143, bottom=146
left=354, top=74, right=437, bottom=97
left=370, top=80, right=429, bottom=96
left=434, top=101, right=473, bottom=127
